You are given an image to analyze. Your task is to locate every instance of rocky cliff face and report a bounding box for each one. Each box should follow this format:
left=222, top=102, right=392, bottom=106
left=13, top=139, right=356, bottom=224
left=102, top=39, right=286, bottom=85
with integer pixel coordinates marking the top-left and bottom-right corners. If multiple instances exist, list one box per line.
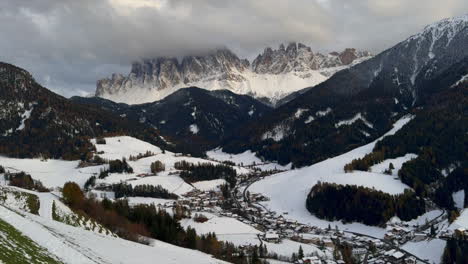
left=96, top=44, right=371, bottom=105
left=251, top=43, right=370, bottom=75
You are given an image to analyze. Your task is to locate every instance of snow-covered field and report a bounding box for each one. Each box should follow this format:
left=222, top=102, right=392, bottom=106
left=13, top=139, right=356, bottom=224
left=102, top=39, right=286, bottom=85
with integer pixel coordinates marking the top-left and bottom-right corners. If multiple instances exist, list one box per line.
left=0, top=136, right=251, bottom=196
left=0, top=157, right=106, bottom=189
left=402, top=239, right=446, bottom=264
left=370, top=153, right=418, bottom=176
left=449, top=209, right=468, bottom=230
left=192, top=179, right=227, bottom=192
left=452, top=190, right=465, bottom=209
left=180, top=212, right=261, bottom=235
left=248, top=116, right=414, bottom=238
left=207, top=148, right=292, bottom=171
left=207, top=149, right=263, bottom=166
left=91, top=136, right=163, bottom=160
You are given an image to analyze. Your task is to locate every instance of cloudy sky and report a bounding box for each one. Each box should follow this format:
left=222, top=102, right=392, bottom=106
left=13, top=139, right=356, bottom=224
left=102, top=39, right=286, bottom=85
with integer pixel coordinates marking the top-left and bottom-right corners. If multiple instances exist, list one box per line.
left=1, top=0, right=467, bottom=97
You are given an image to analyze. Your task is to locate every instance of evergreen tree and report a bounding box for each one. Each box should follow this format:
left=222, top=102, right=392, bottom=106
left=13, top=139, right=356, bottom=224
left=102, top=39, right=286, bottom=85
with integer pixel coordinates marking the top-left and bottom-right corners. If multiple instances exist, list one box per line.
left=298, top=245, right=304, bottom=259
left=251, top=245, right=260, bottom=264
left=430, top=225, right=436, bottom=237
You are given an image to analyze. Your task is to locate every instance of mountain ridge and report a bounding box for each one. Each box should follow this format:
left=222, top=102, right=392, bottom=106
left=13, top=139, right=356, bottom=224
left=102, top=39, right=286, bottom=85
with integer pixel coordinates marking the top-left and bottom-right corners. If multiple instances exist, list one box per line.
left=95, top=43, right=371, bottom=105
left=0, top=61, right=168, bottom=160
left=73, top=87, right=272, bottom=155
left=221, top=14, right=468, bottom=167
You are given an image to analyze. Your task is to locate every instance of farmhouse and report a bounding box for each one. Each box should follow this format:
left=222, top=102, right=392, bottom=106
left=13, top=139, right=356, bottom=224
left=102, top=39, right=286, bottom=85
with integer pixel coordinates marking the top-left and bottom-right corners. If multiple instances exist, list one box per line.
left=264, top=231, right=280, bottom=243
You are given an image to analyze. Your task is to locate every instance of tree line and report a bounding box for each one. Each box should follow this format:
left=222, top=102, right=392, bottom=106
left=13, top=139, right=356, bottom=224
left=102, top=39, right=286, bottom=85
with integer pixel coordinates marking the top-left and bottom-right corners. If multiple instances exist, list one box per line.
left=175, top=161, right=237, bottom=188
left=112, top=183, right=178, bottom=200
left=442, top=238, right=468, bottom=264
left=306, top=182, right=425, bottom=226
left=4, top=171, right=48, bottom=192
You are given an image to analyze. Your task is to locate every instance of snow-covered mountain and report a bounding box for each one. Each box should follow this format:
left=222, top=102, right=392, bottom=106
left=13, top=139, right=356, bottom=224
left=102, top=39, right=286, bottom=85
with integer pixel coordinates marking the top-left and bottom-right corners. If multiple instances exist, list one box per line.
left=96, top=43, right=371, bottom=105
left=222, top=14, right=468, bottom=167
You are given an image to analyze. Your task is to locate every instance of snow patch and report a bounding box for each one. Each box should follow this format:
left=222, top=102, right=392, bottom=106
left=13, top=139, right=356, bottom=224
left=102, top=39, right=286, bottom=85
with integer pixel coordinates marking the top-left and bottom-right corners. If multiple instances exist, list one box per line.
left=189, top=124, right=199, bottom=134
left=450, top=209, right=468, bottom=230
left=452, top=190, right=465, bottom=209
left=402, top=239, right=446, bottom=264
left=261, top=124, right=288, bottom=142
left=304, top=116, right=315, bottom=124
left=335, top=113, right=373, bottom=128
left=315, top=108, right=331, bottom=117
left=294, top=108, right=308, bottom=119
left=16, top=107, right=33, bottom=131
left=452, top=73, right=468, bottom=87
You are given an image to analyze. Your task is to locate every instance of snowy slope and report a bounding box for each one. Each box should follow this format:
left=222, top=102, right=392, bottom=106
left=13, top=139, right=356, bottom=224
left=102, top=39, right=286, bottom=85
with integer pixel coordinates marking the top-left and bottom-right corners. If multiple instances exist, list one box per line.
left=449, top=209, right=468, bottom=230
left=452, top=190, right=465, bottom=209
left=402, top=239, right=446, bottom=264
left=100, top=69, right=330, bottom=105
left=180, top=212, right=261, bottom=236
left=91, top=136, right=253, bottom=195
left=0, top=157, right=105, bottom=190
left=207, top=148, right=291, bottom=171
left=192, top=179, right=227, bottom=192
left=91, top=136, right=163, bottom=160
left=0, top=206, right=226, bottom=264
left=370, top=154, right=418, bottom=176
left=248, top=116, right=414, bottom=237
left=0, top=136, right=252, bottom=195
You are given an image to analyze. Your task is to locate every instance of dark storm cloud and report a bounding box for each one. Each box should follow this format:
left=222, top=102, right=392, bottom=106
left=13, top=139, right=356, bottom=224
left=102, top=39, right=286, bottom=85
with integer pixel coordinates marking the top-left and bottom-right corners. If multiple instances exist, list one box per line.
left=0, top=0, right=467, bottom=96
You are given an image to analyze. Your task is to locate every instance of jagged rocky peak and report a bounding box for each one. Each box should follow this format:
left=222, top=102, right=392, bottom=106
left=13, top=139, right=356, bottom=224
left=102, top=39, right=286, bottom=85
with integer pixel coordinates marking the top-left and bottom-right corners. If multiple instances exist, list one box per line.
left=251, top=42, right=371, bottom=74
left=129, top=48, right=247, bottom=78
left=96, top=48, right=248, bottom=97
left=96, top=43, right=372, bottom=105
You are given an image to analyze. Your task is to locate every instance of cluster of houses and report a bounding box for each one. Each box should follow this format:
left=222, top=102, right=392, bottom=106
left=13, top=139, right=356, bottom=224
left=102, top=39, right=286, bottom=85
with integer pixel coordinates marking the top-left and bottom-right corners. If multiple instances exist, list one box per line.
left=384, top=223, right=429, bottom=245
left=180, top=189, right=225, bottom=210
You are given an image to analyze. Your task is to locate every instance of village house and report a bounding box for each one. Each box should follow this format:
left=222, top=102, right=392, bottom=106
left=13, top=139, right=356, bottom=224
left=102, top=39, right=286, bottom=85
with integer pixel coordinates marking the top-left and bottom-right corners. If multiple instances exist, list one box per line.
left=352, top=247, right=367, bottom=258
left=263, top=231, right=280, bottom=243
left=384, top=249, right=406, bottom=264
left=297, top=256, right=321, bottom=264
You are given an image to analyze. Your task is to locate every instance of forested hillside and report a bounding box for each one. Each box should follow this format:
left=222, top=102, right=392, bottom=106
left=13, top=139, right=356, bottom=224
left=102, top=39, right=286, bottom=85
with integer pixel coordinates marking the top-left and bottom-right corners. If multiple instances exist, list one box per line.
left=0, top=62, right=168, bottom=160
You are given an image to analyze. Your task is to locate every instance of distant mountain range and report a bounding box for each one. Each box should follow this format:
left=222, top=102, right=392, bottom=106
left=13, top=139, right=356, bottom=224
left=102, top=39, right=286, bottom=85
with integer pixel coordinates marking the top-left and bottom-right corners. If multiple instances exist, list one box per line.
left=95, top=44, right=371, bottom=105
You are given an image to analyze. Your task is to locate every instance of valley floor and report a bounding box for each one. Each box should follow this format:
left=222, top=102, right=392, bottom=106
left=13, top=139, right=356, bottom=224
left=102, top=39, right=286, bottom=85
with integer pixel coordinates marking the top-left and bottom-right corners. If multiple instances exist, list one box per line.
left=0, top=117, right=462, bottom=263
